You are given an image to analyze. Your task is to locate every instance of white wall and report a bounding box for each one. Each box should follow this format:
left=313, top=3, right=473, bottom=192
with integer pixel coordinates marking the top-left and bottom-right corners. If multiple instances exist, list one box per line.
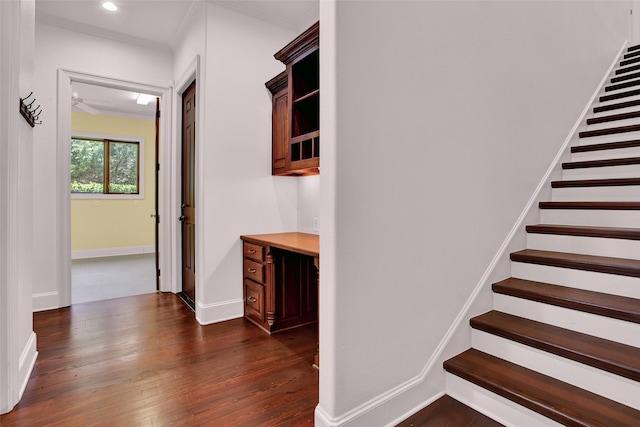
left=298, top=175, right=321, bottom=234
left=0, top=0, right=37, bottom=414
left=183, top=4, right=303, bottom=323
left=32, top=23, right=173, bottom=311
left=317, top=1, right=630, bottom=425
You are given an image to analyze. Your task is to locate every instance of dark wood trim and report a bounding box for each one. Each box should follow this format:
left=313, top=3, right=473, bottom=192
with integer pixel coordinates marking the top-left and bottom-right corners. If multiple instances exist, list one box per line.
left=571, top=139, right=640, bottom=153
left=509, top=249, right=640, bottom=278
left=620, top=55, right=640, bottom=67
left=594, top=98, right=640, bottom=114
left=471, top=311, right=640, bottom=381
left=615, top=62, right=640, bottom=75
left=587, top=110, right=640, bottom=125
left=562, top=156, right=640, bottom=169
left=444, top=349, right=640, bottom=427
left=623, top=49, right=640, bottom=60
left=274, top=21, right=319, bottom=65
left=526, top=223, right=640, bottom=240
left=551, top=177, right=640, bottom=188
left=492, top=278, right=640, bottom=323
left=265, top=71, right=288, bottom=94
left=611, top=70, right=640, bottom=83
left=539, top=201, right=640, bottom=210
left=579, top=123, right=640, bottom=138
left=605, top=78, right=640, bottom=92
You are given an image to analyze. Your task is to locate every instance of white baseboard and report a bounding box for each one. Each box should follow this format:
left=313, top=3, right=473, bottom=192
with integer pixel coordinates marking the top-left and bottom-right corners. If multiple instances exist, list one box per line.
left=32, top=291, right=60, bottom=312
left=72, top=245, right=155, bottom=260
left=18, top=332, right=37, bottom=399
left=196, top=298, right=244, bottom=325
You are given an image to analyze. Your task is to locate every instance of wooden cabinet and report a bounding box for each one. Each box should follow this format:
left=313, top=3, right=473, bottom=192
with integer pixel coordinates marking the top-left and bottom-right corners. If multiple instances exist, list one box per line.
left=266, top=21, right=319, bottom=176
left=266, top=72, right=289, bottom=176
left=241, top=233, right=319, bottom=334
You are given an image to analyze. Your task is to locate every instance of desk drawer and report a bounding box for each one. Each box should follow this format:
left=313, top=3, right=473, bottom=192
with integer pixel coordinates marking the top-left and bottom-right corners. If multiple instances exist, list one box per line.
left=244, top=279, right=264, bottom=322
left=243, top=242, right=265, bottom=262
left=243, top=258, right=264, bottom=283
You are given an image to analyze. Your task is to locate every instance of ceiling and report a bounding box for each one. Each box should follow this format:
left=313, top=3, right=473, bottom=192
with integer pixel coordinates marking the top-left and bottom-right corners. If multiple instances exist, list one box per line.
left=37, top=0, right=319, bottom=118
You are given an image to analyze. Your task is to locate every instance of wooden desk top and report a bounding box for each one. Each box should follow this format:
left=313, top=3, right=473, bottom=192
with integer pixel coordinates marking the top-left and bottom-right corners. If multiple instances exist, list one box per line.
left=241, top=232, right=319, bottom=258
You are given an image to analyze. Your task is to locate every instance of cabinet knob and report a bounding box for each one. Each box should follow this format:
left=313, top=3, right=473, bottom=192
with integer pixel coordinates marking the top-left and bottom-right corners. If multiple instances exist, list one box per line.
left=247, top=268, right=256, bottom=274
left=247, top=296, right=257, bottom=303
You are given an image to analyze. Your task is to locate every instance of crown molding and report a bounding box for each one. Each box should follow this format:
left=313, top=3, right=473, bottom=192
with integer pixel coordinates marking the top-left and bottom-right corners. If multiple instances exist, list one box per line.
left=35, top=13, right=170, bottom=52
left=170, top=0, right=206, bottom=51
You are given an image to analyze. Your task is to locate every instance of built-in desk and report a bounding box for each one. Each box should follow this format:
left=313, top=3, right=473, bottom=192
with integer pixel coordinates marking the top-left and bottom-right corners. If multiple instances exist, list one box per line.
left=240, top=232, right=319, bottom=334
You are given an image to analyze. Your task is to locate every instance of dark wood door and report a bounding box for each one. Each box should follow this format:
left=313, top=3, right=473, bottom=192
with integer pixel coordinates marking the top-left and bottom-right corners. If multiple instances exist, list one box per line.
left=154, top=97, right=160, bottom=291
left=181, top=81, right=196, bottom=304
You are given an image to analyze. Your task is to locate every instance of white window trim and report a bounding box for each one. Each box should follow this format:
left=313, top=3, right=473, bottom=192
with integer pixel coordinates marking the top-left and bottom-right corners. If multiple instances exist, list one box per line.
left=70, top=131, right=145, bottom=200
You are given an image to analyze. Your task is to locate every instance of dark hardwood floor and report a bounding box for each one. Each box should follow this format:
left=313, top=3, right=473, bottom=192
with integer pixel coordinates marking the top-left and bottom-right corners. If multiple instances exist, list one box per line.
left=0, top=293, right=318, bottom=426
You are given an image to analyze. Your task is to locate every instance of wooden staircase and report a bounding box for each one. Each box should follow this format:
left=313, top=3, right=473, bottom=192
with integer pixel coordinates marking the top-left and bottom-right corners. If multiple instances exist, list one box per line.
left=437, top=45, right=640, bottom=425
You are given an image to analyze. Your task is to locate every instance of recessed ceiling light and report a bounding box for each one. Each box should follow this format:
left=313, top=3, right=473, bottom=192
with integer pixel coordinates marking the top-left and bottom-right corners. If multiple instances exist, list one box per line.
left=102, top=2, right=118, bottom=12
left=136, top=93, right=155, bottom=105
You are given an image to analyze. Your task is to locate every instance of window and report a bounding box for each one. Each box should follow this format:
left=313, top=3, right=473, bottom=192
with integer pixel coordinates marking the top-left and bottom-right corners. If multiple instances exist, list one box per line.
left=71, top=137, right=141, bottom=196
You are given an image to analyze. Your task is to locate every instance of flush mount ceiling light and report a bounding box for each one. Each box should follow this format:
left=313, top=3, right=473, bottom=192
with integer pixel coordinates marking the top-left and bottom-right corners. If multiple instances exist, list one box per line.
left=102, top=1, right=118, bottom=12
left=136, top=93, right=155, bottom=105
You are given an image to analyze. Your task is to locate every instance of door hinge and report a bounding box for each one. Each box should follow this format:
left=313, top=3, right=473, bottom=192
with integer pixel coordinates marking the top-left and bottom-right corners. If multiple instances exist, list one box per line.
left=156, top=163, right=160, bottom=171
left=156, top=110, right=161, bottom=118
left=157, top=269, right=161, bottom=277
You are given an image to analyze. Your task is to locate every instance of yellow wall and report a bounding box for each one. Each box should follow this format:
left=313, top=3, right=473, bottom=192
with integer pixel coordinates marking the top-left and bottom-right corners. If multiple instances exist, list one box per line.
left=71, top=112, right=156, bottom=252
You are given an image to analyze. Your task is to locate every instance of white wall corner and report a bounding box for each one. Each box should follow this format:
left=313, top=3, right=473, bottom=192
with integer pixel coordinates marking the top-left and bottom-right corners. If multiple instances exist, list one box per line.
left=195, top=298, right=244, bottom=325
left=18, top=332, right=37, bottom=399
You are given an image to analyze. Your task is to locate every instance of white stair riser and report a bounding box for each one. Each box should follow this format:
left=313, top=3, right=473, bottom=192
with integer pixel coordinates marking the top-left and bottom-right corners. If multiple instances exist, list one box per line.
left=562, top=163, right=640, bottom=180
left=446, top=373, right=564, bottom=427
left=577, top=129, right=640, bottom=145
left=539, top=208, right=640, bottom=229
left=571, top=146, right=640, bottom=162
left=472, top=330, right=640, bottom=410
left=511, top=262, right=640, bottom=299
left=526, top=233, right=640, bottom=260
left=493, top=293, right=640, bottom=347
left=585, top=117, right=640, bottom=132
left=551, top=185, right=640, bottom=201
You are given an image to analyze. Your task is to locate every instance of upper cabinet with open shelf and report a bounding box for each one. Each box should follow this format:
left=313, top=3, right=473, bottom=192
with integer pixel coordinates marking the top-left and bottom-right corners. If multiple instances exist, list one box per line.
left=267, top=22, right=319, bottom=176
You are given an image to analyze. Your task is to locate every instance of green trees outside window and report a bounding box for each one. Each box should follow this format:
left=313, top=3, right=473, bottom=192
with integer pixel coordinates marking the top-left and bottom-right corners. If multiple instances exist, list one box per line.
left=71, top=138, right=139, bottom=194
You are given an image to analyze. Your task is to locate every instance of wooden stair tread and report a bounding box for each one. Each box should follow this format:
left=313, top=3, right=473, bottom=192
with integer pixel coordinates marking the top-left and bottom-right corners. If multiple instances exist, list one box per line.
left=600, top=87, right=640, bottom=104
left=551, top=177, right=640, bottom=188
left=571, top=139, right=640, bottom=153
left=526, top=223, right=640, bottom=240
left=615, top=63, right=640, bottom=76
left=562, top=156, right=640, bottom=169
left=443, top=349, right=640, bottom=427
left=620, top=56, right=640, bottom=67
left=579, top=123, right=640, bottom=138
left=623, top=50, right=640, bottom=60
left=611, top=70, right=640, bottom=84
left=594, top=98, right=640, bottom=114
left=395, top=395, right=504, bottom=427
left=472, top=311, right=640, bottom=381
left=509, top=249, right=640, bottom=278
left=539, top=201, right=640, bottom=210
left=493, top=277, right=640, bottom=323
left=605, top=79, right=640, bottom=93
left=627, top=44, right=640, bottom=52
left=587, top=110, right=640, bottom=125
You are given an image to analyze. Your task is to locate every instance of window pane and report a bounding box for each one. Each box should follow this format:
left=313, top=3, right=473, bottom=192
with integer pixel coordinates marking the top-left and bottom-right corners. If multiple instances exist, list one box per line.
left=108, top=141, right=139, bottom=194
left=70, top=139, right=104, bottom=193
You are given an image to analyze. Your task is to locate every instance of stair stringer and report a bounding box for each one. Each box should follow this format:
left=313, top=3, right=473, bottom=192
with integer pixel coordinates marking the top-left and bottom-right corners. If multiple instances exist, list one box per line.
left=314, top=40, right=629, bottom=427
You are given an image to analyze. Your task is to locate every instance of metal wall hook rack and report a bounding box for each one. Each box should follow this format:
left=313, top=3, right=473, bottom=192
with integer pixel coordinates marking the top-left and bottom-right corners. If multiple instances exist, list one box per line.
left=20, top=92, right=42, bottom=127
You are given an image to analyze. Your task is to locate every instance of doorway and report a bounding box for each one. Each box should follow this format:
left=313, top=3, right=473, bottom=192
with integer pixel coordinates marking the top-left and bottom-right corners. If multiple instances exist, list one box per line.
left=69, top=82, right=158, bottom=304
left=57, top=70, right=172, bottom=308
left=178, top=80, right=196, bottom=309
